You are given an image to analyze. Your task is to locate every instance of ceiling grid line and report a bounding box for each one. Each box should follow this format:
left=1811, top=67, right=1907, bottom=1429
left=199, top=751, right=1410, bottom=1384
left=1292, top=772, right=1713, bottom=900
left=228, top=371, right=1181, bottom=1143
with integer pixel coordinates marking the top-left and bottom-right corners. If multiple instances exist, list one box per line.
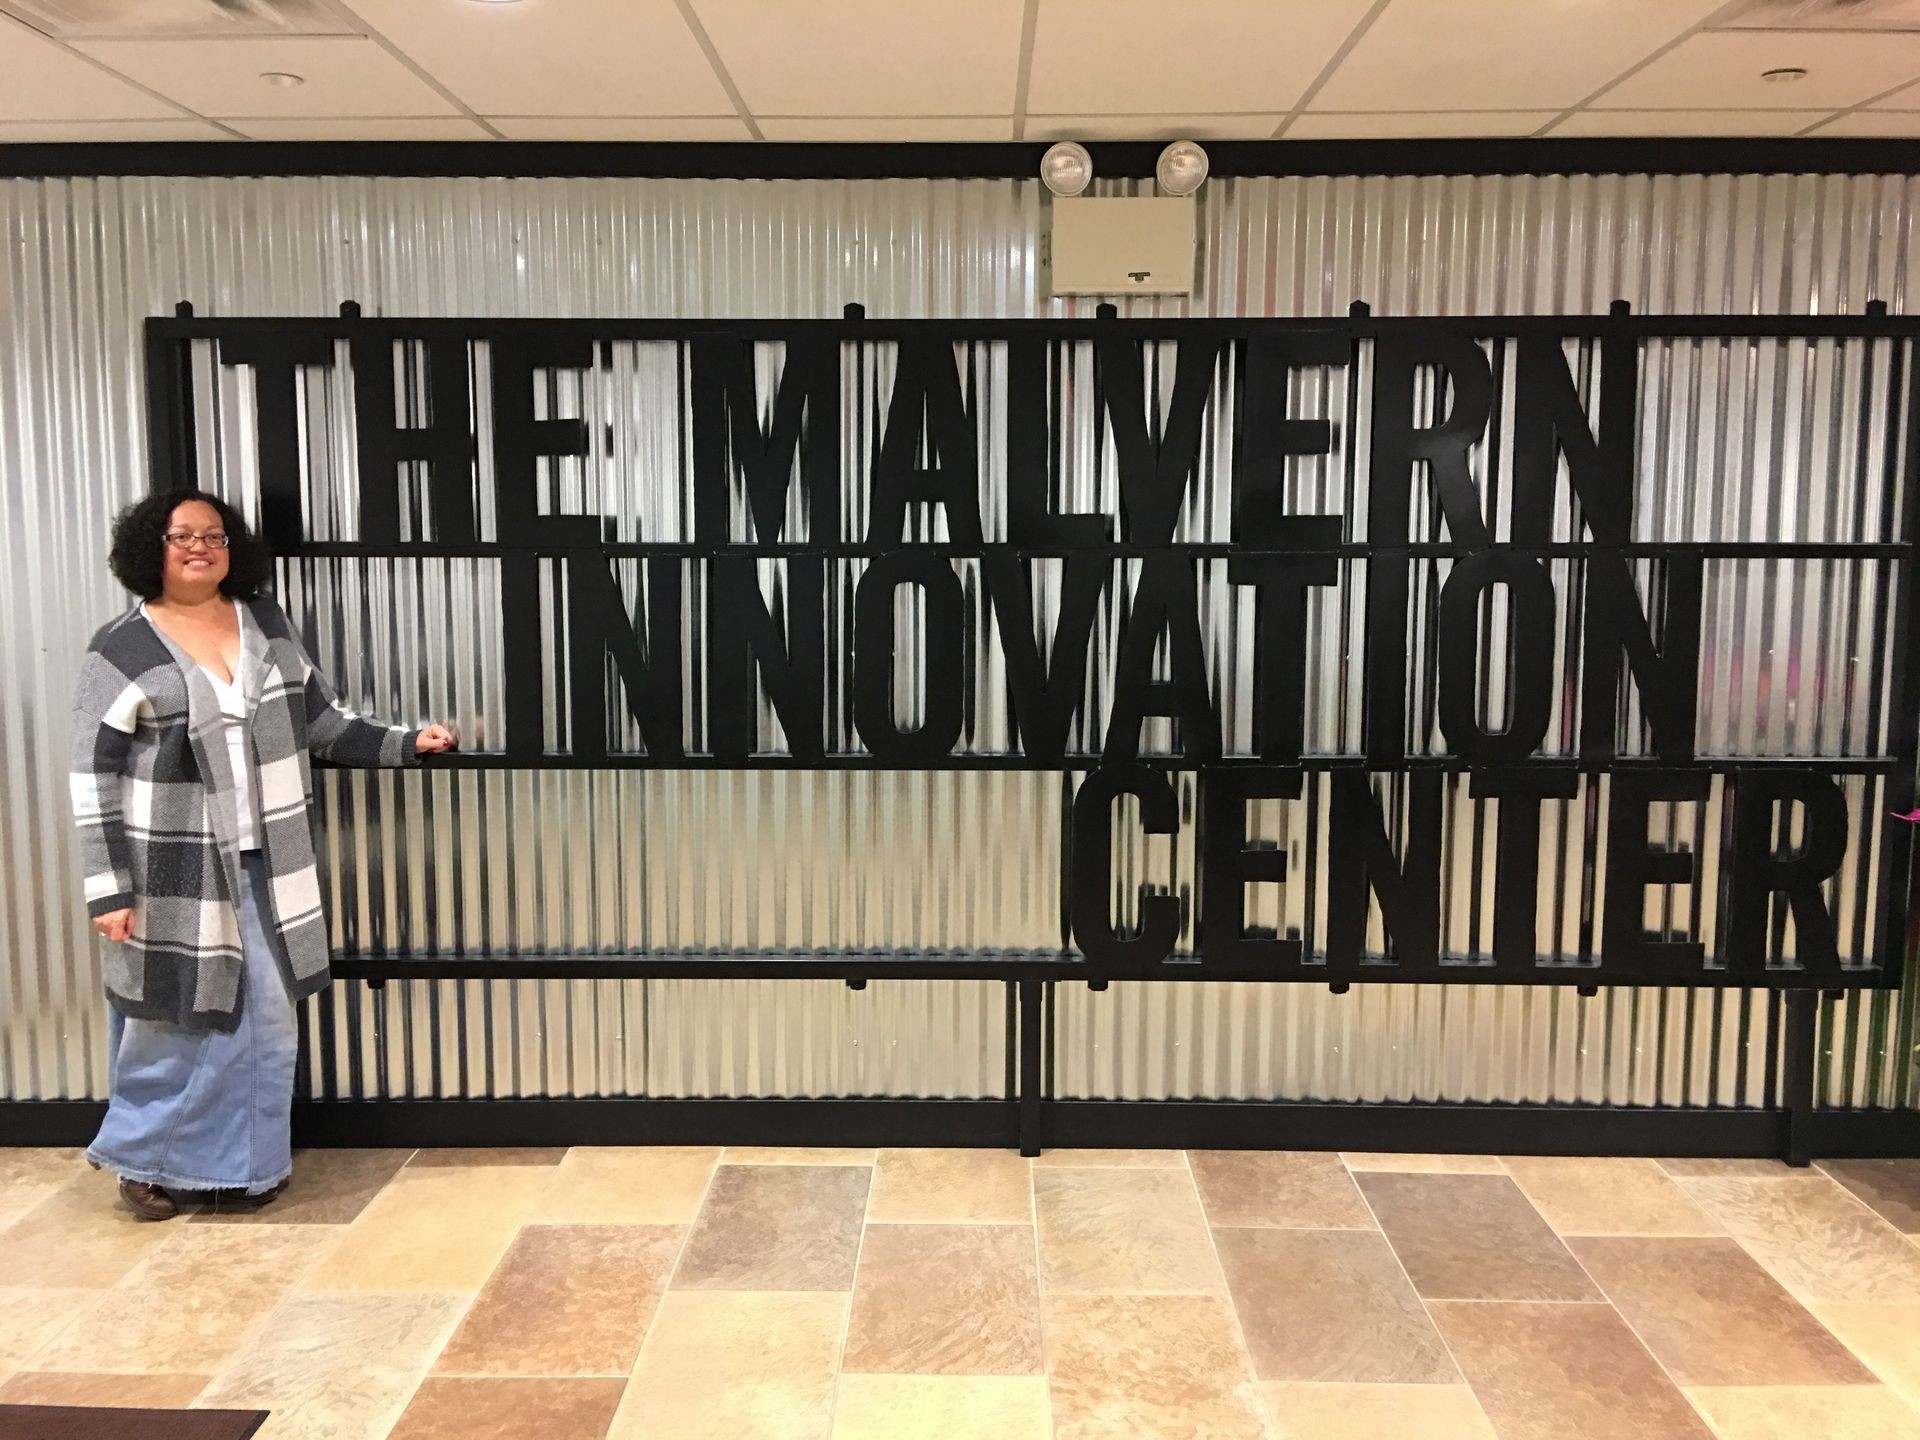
left=318, top=0, right=503, bottom=139
left=672, top=0, right=764, bottom=142
left=1532, top=0, right=1762, bottom=137
left=1271, top=0, right=1396, bottom=141
left=1010, top=0, right=1040, bottom=142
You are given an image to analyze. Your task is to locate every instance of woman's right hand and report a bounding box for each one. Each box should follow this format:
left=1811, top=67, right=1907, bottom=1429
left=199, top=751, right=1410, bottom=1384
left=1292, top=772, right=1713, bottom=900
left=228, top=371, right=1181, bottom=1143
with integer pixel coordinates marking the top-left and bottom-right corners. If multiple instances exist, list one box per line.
left=92, top=908, right=134, bottom=943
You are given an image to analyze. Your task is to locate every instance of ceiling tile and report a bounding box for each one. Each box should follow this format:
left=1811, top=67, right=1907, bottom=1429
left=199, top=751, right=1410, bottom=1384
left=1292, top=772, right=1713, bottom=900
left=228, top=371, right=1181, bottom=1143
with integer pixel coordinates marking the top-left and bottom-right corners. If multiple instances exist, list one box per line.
left=1027, top=114, right=1285, bottom=141
left=1548, top=109, right=1824, bottom=136
left=0, top=15, right=181, bottom=120
left=72, top=35, right=457, bottom=117
left=1595, top=30, right=1920, bottom=109
left=1285, top=111, right=1557, bottom=139
left=1313, top=0, right=1726, bottom=112
left=0, top=117, right=229, bottom=140
left=1808, top=110, right=1920, bottom=135
left=1870, top=79, right=1920, bottom=108
left=230, top=116, right=490, bottom=140
left=490, top=117, right=754, bottom=141
left=343, top=0, right=732, bottom=117
left=691, top=0, right=1023, bottom=116
left=759, top=116, right=1014, bottom=141
left=1029, top=0, right=1375, bottom=114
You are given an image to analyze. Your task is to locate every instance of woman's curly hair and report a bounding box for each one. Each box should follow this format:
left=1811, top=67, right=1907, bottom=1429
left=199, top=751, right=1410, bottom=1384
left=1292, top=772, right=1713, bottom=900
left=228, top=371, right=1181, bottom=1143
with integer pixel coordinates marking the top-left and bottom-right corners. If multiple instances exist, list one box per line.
left=108, top=488, right=274, bottom=600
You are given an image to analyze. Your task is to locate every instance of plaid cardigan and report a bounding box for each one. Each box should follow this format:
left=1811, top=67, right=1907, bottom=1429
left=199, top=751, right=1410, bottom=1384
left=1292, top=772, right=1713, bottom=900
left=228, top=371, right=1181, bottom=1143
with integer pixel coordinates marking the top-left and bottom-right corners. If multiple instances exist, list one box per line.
left=71, top=592, right=420, bottom=1031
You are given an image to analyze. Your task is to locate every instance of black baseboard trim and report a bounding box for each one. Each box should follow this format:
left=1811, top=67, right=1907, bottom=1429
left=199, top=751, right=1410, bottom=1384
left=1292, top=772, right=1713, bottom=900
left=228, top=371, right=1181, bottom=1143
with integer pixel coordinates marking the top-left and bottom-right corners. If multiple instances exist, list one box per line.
left=4, top=1097, right=1917, bottom=1157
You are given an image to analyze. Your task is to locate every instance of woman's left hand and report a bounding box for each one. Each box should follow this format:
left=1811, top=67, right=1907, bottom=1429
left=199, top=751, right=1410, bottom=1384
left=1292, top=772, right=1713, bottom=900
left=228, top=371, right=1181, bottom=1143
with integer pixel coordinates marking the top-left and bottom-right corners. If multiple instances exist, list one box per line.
left=415, top=723, right=458, bottom=755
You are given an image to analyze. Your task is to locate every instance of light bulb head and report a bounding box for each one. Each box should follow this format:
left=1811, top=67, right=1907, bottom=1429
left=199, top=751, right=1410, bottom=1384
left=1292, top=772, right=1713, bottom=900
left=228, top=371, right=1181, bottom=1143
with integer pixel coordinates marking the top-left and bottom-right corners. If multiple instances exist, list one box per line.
left=1040, top=141, right=1093, bottom=198
left=1155, top=140, right=1209, bottom=197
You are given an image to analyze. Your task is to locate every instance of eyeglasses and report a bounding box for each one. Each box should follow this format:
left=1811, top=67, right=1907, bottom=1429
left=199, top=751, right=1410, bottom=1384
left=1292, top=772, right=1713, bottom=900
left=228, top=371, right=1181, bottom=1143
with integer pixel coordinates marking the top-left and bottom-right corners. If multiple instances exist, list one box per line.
left=163, top=530, right=230, bottom=551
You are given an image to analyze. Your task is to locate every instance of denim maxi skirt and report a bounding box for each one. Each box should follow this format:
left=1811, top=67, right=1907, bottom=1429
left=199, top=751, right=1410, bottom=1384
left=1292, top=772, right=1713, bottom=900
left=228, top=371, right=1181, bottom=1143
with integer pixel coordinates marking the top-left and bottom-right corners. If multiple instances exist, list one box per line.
left=86, top=851, right=299, bottom=1194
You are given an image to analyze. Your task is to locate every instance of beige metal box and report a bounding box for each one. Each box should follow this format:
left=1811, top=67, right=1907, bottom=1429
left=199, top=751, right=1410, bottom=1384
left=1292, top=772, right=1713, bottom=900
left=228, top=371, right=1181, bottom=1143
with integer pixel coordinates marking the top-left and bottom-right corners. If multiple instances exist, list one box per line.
left=1045, top=195, right=1196, bottom=295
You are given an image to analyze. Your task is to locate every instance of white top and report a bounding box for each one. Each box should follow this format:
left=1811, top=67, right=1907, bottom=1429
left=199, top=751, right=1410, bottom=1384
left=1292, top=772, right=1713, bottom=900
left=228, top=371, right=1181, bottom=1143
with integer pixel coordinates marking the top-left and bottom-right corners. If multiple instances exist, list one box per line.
left=141, top=602, right=258, bottom=852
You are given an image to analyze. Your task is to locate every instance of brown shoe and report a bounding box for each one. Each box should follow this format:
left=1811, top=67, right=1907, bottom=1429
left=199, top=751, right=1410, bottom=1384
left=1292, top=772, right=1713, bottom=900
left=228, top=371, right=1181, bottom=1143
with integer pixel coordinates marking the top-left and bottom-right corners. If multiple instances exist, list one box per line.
left=118, top=1179, right=177, bottom=1221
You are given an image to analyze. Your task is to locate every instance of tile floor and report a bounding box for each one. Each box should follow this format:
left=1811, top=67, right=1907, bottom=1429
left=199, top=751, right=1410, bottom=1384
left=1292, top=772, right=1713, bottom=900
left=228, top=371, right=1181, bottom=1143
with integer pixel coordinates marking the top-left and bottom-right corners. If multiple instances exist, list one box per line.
left=0, top=1147, right=1919, bottom=1437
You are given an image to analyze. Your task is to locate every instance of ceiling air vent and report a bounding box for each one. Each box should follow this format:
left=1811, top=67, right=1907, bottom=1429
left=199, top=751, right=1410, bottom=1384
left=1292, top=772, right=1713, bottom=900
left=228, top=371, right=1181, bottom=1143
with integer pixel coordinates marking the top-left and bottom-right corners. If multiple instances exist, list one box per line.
left=0, top=0, right=342, bottom=38
left=1714, top=0, right=1920, bottom=29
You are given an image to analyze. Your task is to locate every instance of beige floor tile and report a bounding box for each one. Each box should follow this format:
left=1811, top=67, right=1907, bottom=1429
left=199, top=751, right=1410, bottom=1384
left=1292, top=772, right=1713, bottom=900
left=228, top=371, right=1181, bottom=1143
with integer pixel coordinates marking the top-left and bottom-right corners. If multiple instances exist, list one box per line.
left=433, top=1224, right=682, bottom=1376
left=1043, top=1292, right=1267, bottom=1439
left=388, top=1376, right=627, bottom=1440
left=1356, top=1172, right=1599, bottom=1301
left=721, top=1148, right=875, bottom=1165
left=0, top=1149, right=86, bottom=1230
left=1190, top=1151, right=1374, bottom=1229
left=0, top=1370, right=210, bottom=1406
left=409, top=1147, right=567, bottom=1167
left=1031, top=1149, right=1186, bottom=1168
left=1820, top=1160, right=1920, bottom=1235
left=1033, top=1167, right=1223, bottom=1294
left=1684, top=1385, right=1920, bottom=1439
left=1215, top=1227, right=1457, bottom=1384
left=867, top=1149, right=1032, bottom=1224
left=1569, top=1236, right=1871, bottom=1386
left=190, top=1148, right=414, bottom=1227
left=34, top=1224, right=338, bottom=1375
left=534, top=1147, right=720, bottom=1225
left=831, top=1374, right=1050, bottom=1439
left=1341, top=1153, right=1505, bottom=1173
left=1657, top=1158, right=1799, bottom=1179
left=1431, top=1300, right=1715, bottom=1440
left=1263, top=1382, right=1496, bottom=1439
left=1503, top=1157, right=1722, bottom=1237
left=297, top=1164, right=559, bottom=1293
left=673, top=1164, right=871, bottom=1291
left=843, top=1223, right=1041, bottom=1375
left=198, top=1290, right=469, bottom=1440
left=0, top=1169, right=181, bottom=1287
left=611, top=1290, right=845, bottom=1440
left=0, top=1287, right=92, bottom=1381
left=1680, top=1176, right=1920, bottom=1304
left=1807, top=1303, right=1920, bottom=1402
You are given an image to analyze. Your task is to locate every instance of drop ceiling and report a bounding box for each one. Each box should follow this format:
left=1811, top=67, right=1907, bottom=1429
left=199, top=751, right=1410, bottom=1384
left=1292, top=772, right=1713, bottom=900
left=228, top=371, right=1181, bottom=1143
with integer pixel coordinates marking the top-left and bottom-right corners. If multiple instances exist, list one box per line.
left=4, top=0, right=1920, bottom=144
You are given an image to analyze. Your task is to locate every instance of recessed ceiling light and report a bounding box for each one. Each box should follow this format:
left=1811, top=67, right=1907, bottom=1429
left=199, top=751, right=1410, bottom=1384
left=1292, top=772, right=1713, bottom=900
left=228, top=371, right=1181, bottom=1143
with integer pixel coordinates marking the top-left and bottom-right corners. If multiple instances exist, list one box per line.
left=260, top=71, right=305, bottom=87
left=1761, top=66, right=1809, bottom=83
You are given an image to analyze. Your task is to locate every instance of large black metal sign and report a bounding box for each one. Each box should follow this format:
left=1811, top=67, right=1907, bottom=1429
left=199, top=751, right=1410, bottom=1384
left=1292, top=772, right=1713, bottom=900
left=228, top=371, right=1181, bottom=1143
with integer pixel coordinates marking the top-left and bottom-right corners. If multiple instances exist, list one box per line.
left=143, top=304, right=1919, bottom=989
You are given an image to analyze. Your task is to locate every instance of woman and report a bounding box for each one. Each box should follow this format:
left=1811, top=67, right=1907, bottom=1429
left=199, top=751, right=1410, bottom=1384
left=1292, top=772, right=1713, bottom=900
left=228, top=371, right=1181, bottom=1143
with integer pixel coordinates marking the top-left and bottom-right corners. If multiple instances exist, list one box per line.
left=70, top=489, right=455, bottom=1219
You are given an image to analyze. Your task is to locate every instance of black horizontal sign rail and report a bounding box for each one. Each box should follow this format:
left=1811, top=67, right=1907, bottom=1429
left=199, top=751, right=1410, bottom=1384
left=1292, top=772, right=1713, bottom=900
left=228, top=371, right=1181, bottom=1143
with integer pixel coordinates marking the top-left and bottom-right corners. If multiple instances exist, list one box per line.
left=291, top=541, right=1913, bottom=561
left=395, top=754, right=1909, bottom=774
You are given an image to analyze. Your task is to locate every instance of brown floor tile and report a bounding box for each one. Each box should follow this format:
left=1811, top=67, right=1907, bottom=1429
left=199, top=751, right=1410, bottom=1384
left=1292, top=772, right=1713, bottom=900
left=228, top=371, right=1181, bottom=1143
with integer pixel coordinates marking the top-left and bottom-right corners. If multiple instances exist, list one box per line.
left=434, top=1224, right=683, bottom=1376
left=534, top=1147, right=719, bottom=1225
left=1502, top=1157, right=1721, bottom=1237
left=1807, top=1303, right=1920, bottom=1403
left=673, top=1164, right=870, bottom=1291
left=1684, top=1385, right=1920, bottom=1440
left=830, top=1375, right=1050, bottom=1439
left=198, top=1291, right=468, bottom=1440
left=1821, top=1160, right=1920, bottom=1234
left=1033, top=1167, right=1223, bottom=1294
left=1043, top=1292, right=1267, bottom=1439
left=1657, top=1158, right=1799, bottom=1179
left=1190, top=1151, right=1374, bottom=1229
left=33, top=1224, right=338, bottom=1376
left=1679, top=1175, right=1920, bottom=1304
left=1568, top=1236, right=1872, bottom=1386
left=1355, top=1172, right=1598, bottom=1301
left=842, top=1223, right=1041, bottom=1375
left=1214, top=1227, right=1457, bottom=1384
left=0, top=1150, right=85, bottom=1230
left=0, top=1288, right=91, bottom=1381
left=388, top=1376, right=627, bottom=1440
left=1341, top=1153, right=1505, bottom=1173
left=191, top=1148, right=414, bottom=1227
left=408, top=1147, right=569, bottom=1167
left=297, top=1164, right=559, bottom=1293
left=1031, top=1149, right=1186, bottom=1168
left=1262, top=1382, right=1496, bottom=1439
left=721, top=1148, right=875, bottom=1165
left=612, top=1290, right=845, bottom=1439
left=866, top=1149, right=1031, bottom=1224
left=0, top=1370, right=209, bottom=1407
left=0, top=1169, right=180, bottom=1287
left=1431, top=1300, right=1715, bottom=1440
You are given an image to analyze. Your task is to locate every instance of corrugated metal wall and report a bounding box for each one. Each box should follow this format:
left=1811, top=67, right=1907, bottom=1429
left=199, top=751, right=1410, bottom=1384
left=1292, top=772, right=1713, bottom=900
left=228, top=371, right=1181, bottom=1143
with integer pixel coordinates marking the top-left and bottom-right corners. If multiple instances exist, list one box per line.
left=2, top=169, right=1915, bottom=1109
